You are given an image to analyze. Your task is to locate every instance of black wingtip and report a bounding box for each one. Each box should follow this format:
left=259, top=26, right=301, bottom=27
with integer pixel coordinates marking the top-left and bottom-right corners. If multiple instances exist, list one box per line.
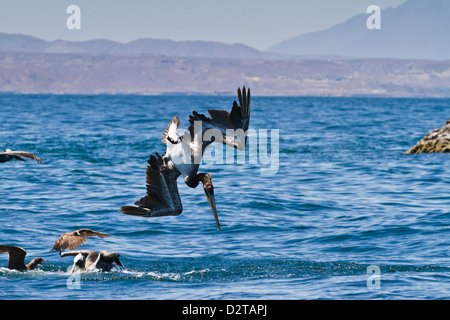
left=236, top=86, right=250, bottom=117
left=119, top=206, right=151, bottom=217
left=246, top=87, right=250, bottom=113
left=147, top=153, right=163, bottom=170
left=237, top=87, right=243, bottom=108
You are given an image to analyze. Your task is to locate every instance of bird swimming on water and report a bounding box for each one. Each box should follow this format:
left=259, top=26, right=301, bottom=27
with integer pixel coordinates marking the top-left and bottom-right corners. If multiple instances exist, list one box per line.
left=0, top=149, right=42, bottom=164
left=51, top=229, right=110, bottom=254
left=0, top=245, right=46, bottom=271
left=120, top=86, right=251, bottom=230
left=61, top=250, right=122, bottom=272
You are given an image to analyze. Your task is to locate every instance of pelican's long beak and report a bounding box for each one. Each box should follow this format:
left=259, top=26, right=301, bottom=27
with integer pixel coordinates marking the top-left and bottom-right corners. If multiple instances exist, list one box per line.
left=204, top=187, right=220, bottom=231
left=115, top=256, right=123, bottom=267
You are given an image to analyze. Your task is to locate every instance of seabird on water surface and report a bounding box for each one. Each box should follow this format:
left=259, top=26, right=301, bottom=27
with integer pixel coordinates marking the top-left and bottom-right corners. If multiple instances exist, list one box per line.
left=0, top=245, right=46, bottom=271
left=62, top=250, right=122, bottom=272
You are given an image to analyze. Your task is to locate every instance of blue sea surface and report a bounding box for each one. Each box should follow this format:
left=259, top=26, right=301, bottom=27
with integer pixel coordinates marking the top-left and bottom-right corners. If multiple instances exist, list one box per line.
left=0, top=94, right=449, bottom=299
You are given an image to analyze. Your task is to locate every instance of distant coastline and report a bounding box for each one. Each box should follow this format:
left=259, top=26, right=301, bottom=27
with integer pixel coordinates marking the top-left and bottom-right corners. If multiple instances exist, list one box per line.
left=0, top=31, right=449, bottom=98
left=0, top=51, right=449, bottom=97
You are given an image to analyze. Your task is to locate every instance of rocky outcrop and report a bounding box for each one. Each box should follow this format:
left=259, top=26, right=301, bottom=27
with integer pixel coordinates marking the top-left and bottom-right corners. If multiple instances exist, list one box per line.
left=406, top=120, right=450, bottom=154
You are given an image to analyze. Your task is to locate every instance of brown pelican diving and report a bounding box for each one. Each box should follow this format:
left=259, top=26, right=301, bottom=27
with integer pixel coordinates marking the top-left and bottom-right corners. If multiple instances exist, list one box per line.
left=0, top=245, right=46, bottom=271
left=0, top=149, right=42, bottom=164
left=61, top=250, right=122, bottom=272
left=51, top=229, right=110, bottom=254
left=120, top=86, right=251, bottom=230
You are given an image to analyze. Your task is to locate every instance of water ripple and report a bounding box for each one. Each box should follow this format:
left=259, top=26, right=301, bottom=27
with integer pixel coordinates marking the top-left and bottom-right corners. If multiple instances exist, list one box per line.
left=1, top=95, right=449, bottom=299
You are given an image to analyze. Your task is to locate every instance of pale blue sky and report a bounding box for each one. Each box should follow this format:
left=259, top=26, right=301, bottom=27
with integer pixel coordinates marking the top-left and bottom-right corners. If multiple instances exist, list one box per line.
left=0, top=0, right=406, bottom=50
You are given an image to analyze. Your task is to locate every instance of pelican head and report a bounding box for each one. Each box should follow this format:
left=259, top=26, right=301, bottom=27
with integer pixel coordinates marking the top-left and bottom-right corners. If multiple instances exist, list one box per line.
left=32, top=257, right=46, bottom=264
left=27, top=257, right=47, bottom=270
left=97, top=251, right=123, bottom=272
left=101, top=251, right=123, bottom=267
left=199, top=173, right=220, bottom=231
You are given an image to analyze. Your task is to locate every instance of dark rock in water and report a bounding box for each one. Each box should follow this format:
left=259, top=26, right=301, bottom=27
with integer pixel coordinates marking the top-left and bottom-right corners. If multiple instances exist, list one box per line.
left=406, top=120, right=450, bottom=154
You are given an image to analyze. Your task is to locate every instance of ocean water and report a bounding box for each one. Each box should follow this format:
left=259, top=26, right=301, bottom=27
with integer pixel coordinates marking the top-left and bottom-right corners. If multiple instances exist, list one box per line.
left=0, top=94, right=449, bottom=300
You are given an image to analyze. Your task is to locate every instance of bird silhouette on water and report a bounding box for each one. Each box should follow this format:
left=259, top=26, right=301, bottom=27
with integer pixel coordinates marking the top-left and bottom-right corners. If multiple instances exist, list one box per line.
left=0, top=245, right=46, bottom=271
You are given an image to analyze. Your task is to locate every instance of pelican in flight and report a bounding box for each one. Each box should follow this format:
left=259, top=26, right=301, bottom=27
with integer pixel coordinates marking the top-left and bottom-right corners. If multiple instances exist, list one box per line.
left=120, top=86, right=251, bottom=230
left=62, top=250, right=122, bottom=272
left=0, top=245, right=46, bottom=271
left=0, top=149, right=42, bottom=164
left=51, top=229, right=110, bottom=254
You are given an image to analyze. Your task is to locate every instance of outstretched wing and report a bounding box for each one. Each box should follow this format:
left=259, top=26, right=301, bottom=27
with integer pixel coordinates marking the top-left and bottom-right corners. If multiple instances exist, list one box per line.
left=51, top=234, right=86, bottom=252
left=161, top=116, right=181, bottom=144
left=0, top=245, right=27, bottom=270
left=51, top=229, right=110, bottom=252
left=188, top=86, right=251, bottom=152
left=60, top=250, right=96, bottom=258
left=77, top=229, right=110, bottom=239
left=0, top=150, right=42, bottom=164
left=120, top=152, right=183, bottom=217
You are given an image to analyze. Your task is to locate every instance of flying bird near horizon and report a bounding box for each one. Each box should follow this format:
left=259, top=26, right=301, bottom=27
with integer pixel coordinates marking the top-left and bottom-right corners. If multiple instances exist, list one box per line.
left=0, top=245, right=46, bottom=271
left=0, top=149, right=42, bottom=164
left=51, top=229, right=110, bottom=254
left=120, top=86, right=251, bottom=230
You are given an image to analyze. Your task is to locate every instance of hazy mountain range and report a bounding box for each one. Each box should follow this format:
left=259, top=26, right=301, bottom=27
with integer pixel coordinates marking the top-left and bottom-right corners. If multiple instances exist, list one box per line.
left=0, top=0, right=449, bottom=96
left=1, top=0, right=448, bottom=61
left=269, top=0, right=450, bottom=60
left=0, top=32, right=285, bottom=60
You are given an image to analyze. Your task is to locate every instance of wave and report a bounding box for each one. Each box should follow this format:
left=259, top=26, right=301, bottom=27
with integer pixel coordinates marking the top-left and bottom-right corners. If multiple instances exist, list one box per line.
left=3, top=258, right=447, bottom=283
